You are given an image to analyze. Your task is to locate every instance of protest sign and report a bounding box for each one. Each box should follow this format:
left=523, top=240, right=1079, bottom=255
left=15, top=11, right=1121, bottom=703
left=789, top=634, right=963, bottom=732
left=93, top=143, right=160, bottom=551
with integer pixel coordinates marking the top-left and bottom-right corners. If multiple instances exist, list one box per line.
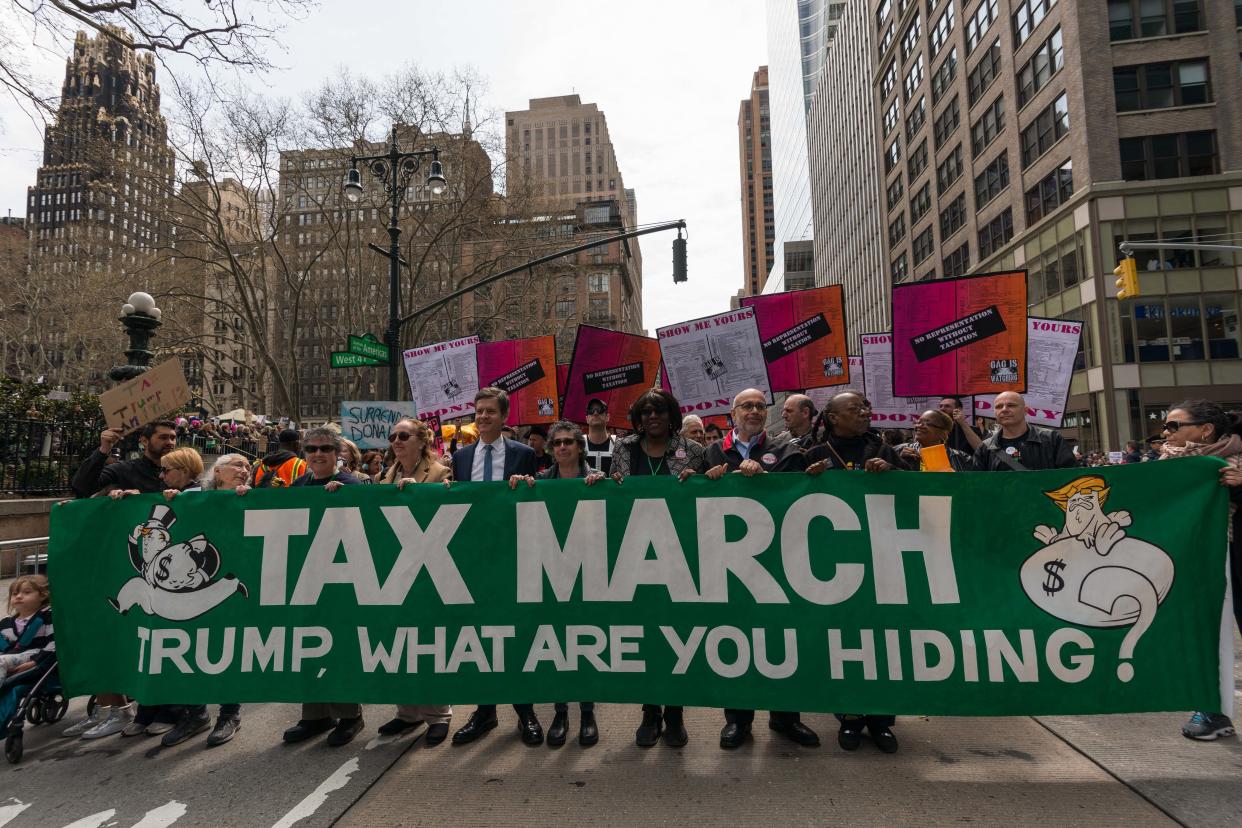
left=892, top=271, right=1028, bottom=397
left=657, top=308, right=771, bottom=417
left=861, top=333, right=938, bottom=426
left=50, top=459, right=1231, bottom=716
left=562, top=326, right=664, bottom=430
left=972, top=318, right=1082, bottom=427
left=402, top=336, right=480, bottom=421
left=476, top=336, right=559, bottom=425
left=807, top=355, right=864, bottom=413
left=99, top=359, right=192, bottom=432
left=740, top=285, right=849, bottom=391
left=339, top=402, right=420, bottom=450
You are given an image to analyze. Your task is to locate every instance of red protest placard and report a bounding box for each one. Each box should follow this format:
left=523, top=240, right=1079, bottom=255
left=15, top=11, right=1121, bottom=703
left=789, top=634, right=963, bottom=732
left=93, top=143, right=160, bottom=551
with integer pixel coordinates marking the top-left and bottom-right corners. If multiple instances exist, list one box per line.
left=475, top=335, right=559, bottom=425
left=740, top=285, right=849, bottom=392
left=562, top=325, right=664, bottom=430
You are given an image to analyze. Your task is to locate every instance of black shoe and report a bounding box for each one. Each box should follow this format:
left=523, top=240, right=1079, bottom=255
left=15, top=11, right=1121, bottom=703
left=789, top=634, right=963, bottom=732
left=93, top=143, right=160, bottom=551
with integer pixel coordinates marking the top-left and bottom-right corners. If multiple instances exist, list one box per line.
left=161, top=710, right=211, bottom=747
left=769, top=718, right=820, bottom=746
left=206, top=715, right=240, bottom=747
left=378, top=717, right=422, bottom=736
left=452, top=711, right=498, bottom=745
left=326, top=716, right=364, bottom=747
left=663, top=714, right=688, bottom=748
left=425, top=722, right=449, bottom=747
left=837, top=719, right=863, bottom=751
left=283, top=718, right=334, bottom=743
left=869, top=724, right=898, bottom=753
left=579, top=711, right=599, bottom=747
left=518, top=711, right=544, bottom=746
left=547, top=710, right=568, bottom=747
left=720, top=722, right=751, bottom=749
left=635, top=708, right=663, bottom=747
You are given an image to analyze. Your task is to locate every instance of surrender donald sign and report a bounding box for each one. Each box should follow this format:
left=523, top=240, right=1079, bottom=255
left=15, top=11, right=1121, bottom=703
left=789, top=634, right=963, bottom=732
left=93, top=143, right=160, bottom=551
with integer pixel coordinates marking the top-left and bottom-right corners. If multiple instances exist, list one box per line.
left=49, top=459, right=1232, bottom=716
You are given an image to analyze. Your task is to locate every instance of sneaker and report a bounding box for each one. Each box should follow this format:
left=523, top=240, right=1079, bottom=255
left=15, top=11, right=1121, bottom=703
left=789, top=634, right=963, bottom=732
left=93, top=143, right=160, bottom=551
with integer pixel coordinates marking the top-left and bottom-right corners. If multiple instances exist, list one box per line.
left=81, top=705, right=134, bottom=740
left=145, top=721, right=176, bottom=736
left=1182, top=712, right=1236, bottom=741
left=206, top=715, right=241, bottom=747
left=161, top=710, right=212, bottom=747
left=120, top=720, right=150, bottom=738
left=63, top=706, right=110, bottom=738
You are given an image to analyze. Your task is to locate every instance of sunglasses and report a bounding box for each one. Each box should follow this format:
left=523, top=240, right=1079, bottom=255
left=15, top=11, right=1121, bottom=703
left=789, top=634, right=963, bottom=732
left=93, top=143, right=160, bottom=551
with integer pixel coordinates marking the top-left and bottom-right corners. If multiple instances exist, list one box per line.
left=586, top=406, right=607, bottom=415
left=1162, top=420, right=1204, bottom=432
left=639, top=406, right=669, bottom=417
left=550, top=437, right=577, bottom=448
left=388, top=431, right=415, bottom=443
left=304, top=444, right=337, bottom=454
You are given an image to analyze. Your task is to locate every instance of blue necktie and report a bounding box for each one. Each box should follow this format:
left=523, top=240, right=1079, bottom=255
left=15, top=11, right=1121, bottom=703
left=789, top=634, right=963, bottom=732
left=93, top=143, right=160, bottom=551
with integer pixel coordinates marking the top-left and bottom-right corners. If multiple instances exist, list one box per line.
left=483, top=443, right=494, bottom=482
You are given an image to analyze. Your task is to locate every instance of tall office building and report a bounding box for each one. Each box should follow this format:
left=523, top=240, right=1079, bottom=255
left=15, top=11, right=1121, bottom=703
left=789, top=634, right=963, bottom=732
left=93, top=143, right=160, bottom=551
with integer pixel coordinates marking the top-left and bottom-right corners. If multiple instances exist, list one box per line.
left=18, top=28, right=174, bottom=389
left=738, top=66, right=776, bottom=296
left=807, top=0, right=889, bottom=347
left=870, top=0, right=1242, bottom=449
left=505, top=94, right=644, bottom=350
left=765, top=0, right=845, bottom=291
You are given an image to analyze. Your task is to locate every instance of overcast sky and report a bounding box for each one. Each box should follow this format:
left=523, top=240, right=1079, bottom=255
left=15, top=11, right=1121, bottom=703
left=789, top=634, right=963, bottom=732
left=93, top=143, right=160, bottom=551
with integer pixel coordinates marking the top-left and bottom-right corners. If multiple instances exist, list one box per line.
left=0, top=0, right=768, bottom=334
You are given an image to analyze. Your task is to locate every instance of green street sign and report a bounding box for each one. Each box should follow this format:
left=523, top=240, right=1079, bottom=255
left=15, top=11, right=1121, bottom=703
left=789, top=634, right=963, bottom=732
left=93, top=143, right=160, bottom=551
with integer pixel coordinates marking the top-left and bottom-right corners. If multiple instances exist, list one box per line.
left=331, top=351, right=386, bottom=369
left=348, top=334, right=389, bottom=362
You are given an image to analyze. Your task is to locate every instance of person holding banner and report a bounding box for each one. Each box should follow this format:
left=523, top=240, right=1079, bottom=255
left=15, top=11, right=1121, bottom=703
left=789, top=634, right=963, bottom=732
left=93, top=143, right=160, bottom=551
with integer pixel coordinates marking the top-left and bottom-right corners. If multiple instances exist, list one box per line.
left=973, top=392, right=1076, bottom=472
left=450, top=388, right=545, bottom=747
left=611, top=388, right=707, bottom=748
left=376, top=417, right=453, bottom=745
left=898, top=410, right=976, bottom=472
left=511, top=420, right=608, bottom=747
left=703, top=389, right=819, bottom=749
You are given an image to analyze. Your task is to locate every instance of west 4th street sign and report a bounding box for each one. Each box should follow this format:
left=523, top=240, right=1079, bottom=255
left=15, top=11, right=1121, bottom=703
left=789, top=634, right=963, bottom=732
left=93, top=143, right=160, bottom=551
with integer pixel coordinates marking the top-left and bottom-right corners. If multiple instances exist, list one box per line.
left=348, top=334, right=389, bottom=363
left=330, top=351, right=385, bottom=369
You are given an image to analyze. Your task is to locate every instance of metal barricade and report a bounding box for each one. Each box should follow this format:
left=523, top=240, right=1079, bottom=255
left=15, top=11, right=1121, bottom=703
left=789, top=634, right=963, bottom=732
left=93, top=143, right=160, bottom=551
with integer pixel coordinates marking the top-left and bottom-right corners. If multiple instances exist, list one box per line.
left=0, top=536, right=50, bottom=578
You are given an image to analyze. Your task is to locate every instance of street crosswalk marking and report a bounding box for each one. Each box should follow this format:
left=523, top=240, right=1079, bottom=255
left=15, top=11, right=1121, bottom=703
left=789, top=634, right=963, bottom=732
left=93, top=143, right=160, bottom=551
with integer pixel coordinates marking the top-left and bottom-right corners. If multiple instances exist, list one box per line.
left=0, top=799, right=32, bottom=827
left=60, top=809, right=115, bottom=828
left=129, top=801, right=187, bottom=828
left=270, top=757, right=361, bottom=828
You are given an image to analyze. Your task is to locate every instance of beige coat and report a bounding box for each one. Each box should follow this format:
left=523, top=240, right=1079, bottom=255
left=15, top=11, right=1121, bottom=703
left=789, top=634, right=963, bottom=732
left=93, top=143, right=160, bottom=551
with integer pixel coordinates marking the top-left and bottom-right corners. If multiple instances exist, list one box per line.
left=382, top=456, right=451, bottom=484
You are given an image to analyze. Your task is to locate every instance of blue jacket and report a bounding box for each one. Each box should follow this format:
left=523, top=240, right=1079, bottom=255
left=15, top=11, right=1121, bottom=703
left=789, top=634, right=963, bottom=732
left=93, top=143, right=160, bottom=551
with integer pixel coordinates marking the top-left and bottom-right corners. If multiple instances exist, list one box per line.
left=451, top=438, right=536, bottom=482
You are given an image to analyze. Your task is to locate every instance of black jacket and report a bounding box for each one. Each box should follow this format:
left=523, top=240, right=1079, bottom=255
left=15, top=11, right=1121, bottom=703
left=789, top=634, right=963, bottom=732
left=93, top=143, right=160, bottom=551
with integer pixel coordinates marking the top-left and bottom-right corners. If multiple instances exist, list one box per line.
left=292, top=470, right=363, bottom=486
left=973, top=425, right=1077, bottom=471
left=805, top=431, right=909, bottom=471
left=706, top=431, right=807, bottom=473
left=70, top=449, right=163, bottom=498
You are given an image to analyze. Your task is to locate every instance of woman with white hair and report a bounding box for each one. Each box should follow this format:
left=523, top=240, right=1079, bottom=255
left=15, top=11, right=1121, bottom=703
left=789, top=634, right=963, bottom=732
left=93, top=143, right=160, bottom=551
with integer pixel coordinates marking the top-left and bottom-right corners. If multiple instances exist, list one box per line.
left=681, top=414, right=707, bottom=446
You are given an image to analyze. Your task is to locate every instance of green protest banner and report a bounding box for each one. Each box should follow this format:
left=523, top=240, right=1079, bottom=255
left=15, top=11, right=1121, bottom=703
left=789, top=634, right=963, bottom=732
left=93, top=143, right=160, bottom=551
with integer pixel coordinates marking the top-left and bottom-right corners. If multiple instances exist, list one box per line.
left=49, top=458, right=1232, bottom=715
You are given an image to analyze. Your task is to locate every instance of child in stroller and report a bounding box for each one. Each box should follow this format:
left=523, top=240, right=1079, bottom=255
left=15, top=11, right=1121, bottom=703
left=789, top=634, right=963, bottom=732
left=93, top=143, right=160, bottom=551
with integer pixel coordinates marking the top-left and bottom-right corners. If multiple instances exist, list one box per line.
left=2, top=574, right=65, bottom=763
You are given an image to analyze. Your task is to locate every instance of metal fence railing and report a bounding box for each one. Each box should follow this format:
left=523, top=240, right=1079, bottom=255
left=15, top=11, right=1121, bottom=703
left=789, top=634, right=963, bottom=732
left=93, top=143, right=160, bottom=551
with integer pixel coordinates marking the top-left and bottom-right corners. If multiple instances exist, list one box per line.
left=0, top=418, right=101, bottom=497
left=0, top=536, right=49, bottom=578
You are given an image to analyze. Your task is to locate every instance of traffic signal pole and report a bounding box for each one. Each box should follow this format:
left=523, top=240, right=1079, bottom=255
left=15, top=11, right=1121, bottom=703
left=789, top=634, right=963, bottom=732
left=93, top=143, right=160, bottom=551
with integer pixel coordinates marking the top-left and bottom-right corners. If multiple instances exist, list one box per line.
left=1113, top=241, right=1242, bottom=300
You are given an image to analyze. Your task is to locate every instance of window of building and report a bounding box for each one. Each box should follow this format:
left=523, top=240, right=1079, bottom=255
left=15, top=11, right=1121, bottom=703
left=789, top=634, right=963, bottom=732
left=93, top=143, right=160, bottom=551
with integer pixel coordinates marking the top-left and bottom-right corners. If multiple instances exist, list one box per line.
left=943, top=241, right=971, bottom=277
left=940, top=192, right=968, bottom=239
left=936, top=144, right=964, bottom=194
left=1108, top=0, right=1204, bottom=41
left=910, top=182, right=933, bottom=223
left=906, top=96, right=927, bottom=140
left=971, top=96, right=1005, bottom=157
left=1113, top=59, right=1210, bottom=111
left=974, top=151, right=1010, bottom=209
left=1020, top=92, right=1069, bottom=168
left=882, top=60, right=898, bottom=98
left=931, top=47, right=958, bottom=104
left=902, top=13, right=922, bottom=62
left=889, top=212, right=908, bottom=246
left=589, top=297, right=610, bottom=320
left=913, top=226, right=936, bottom=264
left=887, top=174, right=905, bottom=209
left=966, top=0, right=1000, bottom=53
left=555, top=298, right=576, bottom=318
left=907, top=138, right=928, bottom=179
left=892, top=251, right=909, bottom=282
left=1119, top=130, right=1217, bottom=179
left=978, top=208, right=1014, bottom=258
left=933, top=96, right=960, bottom=149
left=885, top=137, right=902, bottom=173
left=877, top=0, right=893, bottom=28
left=1016, top=27, right=1064, bottom=108
left=1024, top=159, right=1073, bottom=224
left=1112, top=212, right=1233, bottom=269
left=1206, top=294, right=1242, bottom=359
left=884, top=98, right=900, bottom=135
left=967, top=40, right=1002, bottom=106
left=931, top=5, right=955, bottom=56
left=1012, top=0, right=1058, bottom=47
left=588, top=273, right=610, bottom=293
left=881, top=23, right=896, bottom=53
left=904, top=54, right=925, bottom=100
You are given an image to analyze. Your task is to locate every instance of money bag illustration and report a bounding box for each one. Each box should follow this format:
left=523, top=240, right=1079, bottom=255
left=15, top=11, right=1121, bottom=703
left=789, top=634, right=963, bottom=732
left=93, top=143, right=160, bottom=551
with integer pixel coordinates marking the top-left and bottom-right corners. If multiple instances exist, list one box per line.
left=1019, top=475, right=1174, bottom=682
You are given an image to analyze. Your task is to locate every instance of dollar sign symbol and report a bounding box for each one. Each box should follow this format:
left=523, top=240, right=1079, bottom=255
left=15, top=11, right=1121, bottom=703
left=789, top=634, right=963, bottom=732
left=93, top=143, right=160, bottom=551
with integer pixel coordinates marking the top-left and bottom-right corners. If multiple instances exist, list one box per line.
left=156, top=552, right=171, bottom=583
left=1042, top=559, right=1066, bottom=596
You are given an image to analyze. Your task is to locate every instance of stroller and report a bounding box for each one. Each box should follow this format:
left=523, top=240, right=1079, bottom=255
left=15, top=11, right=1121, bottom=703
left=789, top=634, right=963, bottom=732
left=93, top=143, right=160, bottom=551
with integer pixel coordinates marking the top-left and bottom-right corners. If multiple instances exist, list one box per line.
left=1, top=660, right=76, bottom=764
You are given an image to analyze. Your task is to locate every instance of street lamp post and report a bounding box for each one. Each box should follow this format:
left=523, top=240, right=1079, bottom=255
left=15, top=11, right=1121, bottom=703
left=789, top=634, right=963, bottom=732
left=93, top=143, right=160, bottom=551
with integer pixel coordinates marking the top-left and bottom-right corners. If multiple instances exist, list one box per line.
left=343, top=125, right=447, bottom=399
left=109, top=291, right=163, bottom=383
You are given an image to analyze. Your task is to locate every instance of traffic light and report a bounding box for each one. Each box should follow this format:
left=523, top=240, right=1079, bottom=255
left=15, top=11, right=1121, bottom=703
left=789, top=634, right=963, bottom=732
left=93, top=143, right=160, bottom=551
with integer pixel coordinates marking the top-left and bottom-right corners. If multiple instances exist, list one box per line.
left=1114, top=256, right=1139, bottom=299
left=672, top=232, right=687, bottom=283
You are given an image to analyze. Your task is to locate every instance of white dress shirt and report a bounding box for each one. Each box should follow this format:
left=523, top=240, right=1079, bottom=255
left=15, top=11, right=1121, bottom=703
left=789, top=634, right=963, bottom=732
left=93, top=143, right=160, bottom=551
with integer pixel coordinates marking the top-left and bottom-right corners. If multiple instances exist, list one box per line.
left=471, top=436, right=507, bottom=482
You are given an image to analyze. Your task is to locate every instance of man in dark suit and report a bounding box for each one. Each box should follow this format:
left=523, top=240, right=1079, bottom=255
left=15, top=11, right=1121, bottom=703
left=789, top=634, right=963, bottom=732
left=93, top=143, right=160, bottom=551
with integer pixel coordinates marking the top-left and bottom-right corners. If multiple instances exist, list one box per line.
left=450, top=387, right=544, bottom=746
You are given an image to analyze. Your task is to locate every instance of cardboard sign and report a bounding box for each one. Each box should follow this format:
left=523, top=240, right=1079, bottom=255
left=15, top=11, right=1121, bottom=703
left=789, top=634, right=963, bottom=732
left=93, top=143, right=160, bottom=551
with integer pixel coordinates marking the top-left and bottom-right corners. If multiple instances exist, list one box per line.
left=562, top=326, right=664, bottom=430
left=657, top=307, right=772, bottom=417
left=892, top=271, right=1028, bottom=396
left=100, top=360, right=192, bottom=432
left=339, top=401, right=420, bottom=450
left=476, top=335, right=559, bottom=425
left=740, top=285, right=849, bottom=391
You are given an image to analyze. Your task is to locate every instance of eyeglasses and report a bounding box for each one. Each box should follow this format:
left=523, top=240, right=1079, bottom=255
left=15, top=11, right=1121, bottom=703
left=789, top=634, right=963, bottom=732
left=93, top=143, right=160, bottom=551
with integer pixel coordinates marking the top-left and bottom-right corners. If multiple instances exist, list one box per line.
left=1162, top=420, right=1204, bottom=432
left=550, top=437, right=577, bottom=448
left=735, top=401, right=767, bottom=412
left=586, top=406, right=607, bottom=415
left=388, top=431, right=414, bottom=443
left=639, top=406, right=668, bottom=417
left=304, top=444, right=337, bottom=454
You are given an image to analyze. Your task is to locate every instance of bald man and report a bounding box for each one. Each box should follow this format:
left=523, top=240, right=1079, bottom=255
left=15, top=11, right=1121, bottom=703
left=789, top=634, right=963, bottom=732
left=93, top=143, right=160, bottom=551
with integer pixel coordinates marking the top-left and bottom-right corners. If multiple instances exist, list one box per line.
left=973, top=391, right=1076, bottom=471
left=778, top=394, right=816, bottom=447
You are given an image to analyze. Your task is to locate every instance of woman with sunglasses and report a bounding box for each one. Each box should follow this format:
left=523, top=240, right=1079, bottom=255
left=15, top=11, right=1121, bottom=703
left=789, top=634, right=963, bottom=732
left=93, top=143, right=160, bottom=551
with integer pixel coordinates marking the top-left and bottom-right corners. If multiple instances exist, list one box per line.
left=1158, top=400, right=1242, bottom=742
left=374, top=418, right=454, bottom=745
left=609, top=388, right=706, bottom=748
left=897, top=409, right=976, bottom=471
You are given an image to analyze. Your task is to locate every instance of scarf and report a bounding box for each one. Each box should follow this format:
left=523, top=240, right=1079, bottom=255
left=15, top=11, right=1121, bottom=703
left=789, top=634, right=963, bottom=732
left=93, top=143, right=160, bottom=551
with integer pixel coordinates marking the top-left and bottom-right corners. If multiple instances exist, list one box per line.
left=1160, top=434, right=1242, bottom=462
